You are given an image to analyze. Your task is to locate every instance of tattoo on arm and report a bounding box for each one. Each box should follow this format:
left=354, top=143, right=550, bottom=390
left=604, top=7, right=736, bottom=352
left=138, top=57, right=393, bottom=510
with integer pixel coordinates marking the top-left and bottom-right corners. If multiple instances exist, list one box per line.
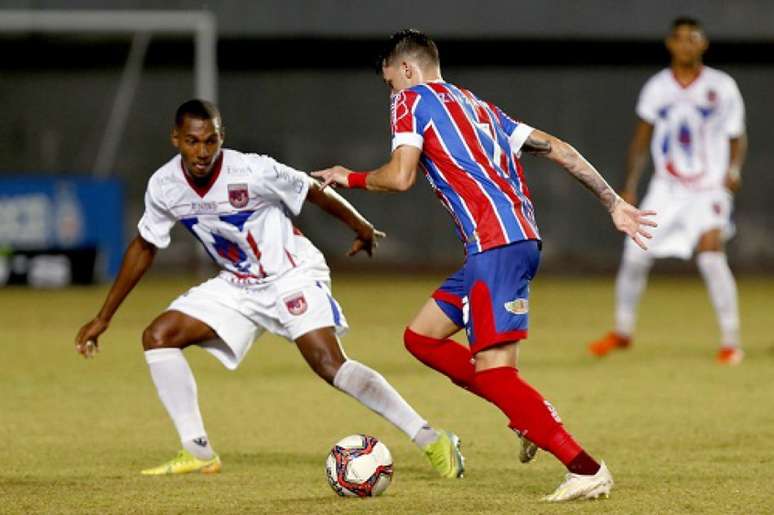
left=522, top=135, right=552, bottom=154
left=556, top=142, right=619, bottom=212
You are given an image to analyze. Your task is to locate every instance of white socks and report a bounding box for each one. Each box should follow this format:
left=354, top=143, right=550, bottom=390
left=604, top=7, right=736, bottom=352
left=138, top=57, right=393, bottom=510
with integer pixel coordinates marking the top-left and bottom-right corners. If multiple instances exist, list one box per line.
left=614, top=256, right=653, bottom=337
left=143, top=351, right=435, bottom=457
left=144, top=348, right=214, bottom=460
left=333, top=360, right=432, bottom=447
left=697, top=252, right=741, bottom=348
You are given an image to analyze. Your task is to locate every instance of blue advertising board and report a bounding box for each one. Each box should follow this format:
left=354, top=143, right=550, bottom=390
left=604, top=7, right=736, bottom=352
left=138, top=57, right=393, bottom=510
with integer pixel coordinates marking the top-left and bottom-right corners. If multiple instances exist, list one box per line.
left=0, top=177, right=124, bottom=285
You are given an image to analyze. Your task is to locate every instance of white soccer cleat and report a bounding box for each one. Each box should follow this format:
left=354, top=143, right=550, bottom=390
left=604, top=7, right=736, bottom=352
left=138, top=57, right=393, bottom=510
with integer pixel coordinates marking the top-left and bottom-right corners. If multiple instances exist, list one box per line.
left=542, top=461, right=614, bottom=502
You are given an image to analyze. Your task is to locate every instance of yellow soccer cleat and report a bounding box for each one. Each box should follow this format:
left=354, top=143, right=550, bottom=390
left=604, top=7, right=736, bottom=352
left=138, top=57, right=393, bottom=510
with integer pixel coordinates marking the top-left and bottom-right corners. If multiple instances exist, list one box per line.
left=423, top=430, right=465, bottom=479
left=141, top=449, right=222, bottom=476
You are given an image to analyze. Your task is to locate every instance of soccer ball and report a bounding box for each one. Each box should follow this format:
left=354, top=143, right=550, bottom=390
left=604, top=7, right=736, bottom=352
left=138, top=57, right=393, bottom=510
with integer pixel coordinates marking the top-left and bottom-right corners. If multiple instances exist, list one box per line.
left=325, top=434, right=393, bottom=497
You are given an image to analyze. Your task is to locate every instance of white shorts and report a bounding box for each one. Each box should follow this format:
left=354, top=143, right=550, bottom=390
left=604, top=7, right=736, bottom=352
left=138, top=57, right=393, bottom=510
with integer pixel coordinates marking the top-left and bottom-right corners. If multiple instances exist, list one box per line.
left=167, top=271, right=349, bottom=370
left=624, top=179, right=735, bottom=262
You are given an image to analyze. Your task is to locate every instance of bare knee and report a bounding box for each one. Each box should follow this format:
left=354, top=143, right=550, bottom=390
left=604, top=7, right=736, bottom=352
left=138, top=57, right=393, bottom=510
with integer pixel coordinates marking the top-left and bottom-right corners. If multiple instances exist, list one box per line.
left=408, top=300, right=461, bottom=340
left=142, top=323, right=176, bottom=351
left=473, top=342, right=520, bottom=372
left=696, top=229, right=723, bottom=253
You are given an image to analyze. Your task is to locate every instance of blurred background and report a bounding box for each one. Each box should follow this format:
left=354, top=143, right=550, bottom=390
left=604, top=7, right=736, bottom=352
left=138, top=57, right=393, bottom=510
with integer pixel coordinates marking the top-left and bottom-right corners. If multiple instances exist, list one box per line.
left=1, top=0, right=772, bottom=286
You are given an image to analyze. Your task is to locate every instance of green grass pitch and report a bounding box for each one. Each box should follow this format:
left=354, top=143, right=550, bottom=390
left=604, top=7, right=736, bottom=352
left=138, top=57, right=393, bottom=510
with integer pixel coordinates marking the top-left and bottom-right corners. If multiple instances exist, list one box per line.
left=1, top=273, right=773, bottom=514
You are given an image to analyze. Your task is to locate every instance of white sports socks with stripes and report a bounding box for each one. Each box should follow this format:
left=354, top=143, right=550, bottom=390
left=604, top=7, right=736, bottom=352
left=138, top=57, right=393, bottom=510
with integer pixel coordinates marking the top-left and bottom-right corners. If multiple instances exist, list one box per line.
left=144, top=348, right=214, bottom=460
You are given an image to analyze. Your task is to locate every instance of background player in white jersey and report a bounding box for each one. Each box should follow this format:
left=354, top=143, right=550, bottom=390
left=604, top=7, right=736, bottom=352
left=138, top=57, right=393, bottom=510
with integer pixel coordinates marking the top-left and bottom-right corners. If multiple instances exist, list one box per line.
left=74, top=100, right=464, bottom=477
left=589, top=17, right=747, bottom=364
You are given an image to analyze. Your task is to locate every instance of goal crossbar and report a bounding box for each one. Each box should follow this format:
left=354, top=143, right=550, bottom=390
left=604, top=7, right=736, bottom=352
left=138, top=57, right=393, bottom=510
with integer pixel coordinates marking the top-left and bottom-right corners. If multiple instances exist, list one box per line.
left=0, top=9, right=217, bottom=101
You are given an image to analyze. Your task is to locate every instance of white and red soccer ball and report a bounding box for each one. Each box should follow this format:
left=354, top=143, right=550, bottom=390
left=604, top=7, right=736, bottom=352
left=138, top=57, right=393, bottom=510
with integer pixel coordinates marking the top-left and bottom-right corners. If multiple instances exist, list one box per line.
left=325, top=434, right=393, bottom=497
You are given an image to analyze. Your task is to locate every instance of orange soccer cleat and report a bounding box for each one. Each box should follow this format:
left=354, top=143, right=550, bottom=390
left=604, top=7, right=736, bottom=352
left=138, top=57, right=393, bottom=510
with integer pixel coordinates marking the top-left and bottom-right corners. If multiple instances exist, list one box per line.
left=588, top=332, right=631, bottom=357
left=715, top=346, right=744, bottom=365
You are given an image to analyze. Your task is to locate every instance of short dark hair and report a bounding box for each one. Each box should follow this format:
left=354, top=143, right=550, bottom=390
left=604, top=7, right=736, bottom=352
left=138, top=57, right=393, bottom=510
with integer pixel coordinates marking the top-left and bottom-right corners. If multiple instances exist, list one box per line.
left=174, top=99, right=221, bottom=128
left=381, top=29, right=440, bottom=68
left=671, top=16, right=703, bottom=32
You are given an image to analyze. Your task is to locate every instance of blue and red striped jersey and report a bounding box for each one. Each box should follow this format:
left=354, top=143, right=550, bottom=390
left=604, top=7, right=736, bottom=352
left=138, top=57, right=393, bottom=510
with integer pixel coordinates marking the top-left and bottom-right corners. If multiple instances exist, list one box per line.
left=390, top=81, right=539, bottom=254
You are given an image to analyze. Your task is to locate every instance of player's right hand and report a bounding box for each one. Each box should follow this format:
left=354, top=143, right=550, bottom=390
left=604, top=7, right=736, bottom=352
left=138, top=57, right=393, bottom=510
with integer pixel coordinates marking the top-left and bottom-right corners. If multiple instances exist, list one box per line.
left=311, top=165, right=352, bottom=190
left=348, top=225, right=387, bottom=257
left=610, top=198, right=657, bottom=251
left=75, top=317, right=109, bottom=358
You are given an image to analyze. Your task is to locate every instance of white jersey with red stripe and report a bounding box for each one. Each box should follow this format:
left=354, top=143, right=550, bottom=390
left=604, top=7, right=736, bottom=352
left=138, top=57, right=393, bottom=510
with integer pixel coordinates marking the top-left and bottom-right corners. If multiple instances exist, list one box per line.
left=390, top=81, right=539, bottom=254
left=636, top=66, right=745, bottom=192
left=138, top=148, right=330, bottom=285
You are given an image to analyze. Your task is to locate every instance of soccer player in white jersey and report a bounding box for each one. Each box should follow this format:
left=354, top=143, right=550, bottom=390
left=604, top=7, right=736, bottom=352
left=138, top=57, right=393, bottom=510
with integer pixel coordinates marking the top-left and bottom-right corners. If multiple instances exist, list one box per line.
left=589, top=17, right=747, bottom=364
left=74, top=100, right=464, bottom=477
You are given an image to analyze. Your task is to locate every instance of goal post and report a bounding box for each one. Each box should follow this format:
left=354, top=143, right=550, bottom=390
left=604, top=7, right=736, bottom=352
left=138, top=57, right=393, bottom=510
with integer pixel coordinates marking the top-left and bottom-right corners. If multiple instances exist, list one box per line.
left=0, top=9, right=219, bottom=281
left=0, top=9, right=218, bottom=176
left=0, top=9, right=217, bottom=101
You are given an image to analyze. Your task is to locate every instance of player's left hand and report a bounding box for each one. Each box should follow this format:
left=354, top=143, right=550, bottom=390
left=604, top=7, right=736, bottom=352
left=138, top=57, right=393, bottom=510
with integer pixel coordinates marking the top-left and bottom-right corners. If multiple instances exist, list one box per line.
left=724, top=169, right=742, bottom=193
left=610, top=198, right=657, bottom=251
left=348, top=225, right=387, bottom=257
left=75, top=317, right=109, bottom=359
left=311, top=166, right=352, bottom=189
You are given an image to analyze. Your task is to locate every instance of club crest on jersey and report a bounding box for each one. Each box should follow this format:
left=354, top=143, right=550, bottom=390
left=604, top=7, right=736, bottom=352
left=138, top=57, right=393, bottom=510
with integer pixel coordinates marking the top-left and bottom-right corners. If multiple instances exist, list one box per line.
left=228, top=183, right=249, bottom=208
left=284, top=292, right=308, bottom=316
left=707, top=88, right=717, bottom=103
left=504, top=298, right=529, bottom=315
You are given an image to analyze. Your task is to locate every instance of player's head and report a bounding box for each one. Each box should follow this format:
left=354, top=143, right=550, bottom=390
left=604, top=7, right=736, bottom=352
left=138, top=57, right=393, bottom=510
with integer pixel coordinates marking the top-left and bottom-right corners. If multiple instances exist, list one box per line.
left=666, top=16, right=708, bottom=66
left=172, top=99, right=224, bottom=178
left=380, top=29, right=441, bottom=94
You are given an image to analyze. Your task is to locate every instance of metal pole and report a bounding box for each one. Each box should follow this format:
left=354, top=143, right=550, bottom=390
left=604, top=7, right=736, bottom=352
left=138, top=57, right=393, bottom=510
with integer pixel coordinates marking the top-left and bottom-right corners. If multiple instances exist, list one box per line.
left=93, top=31, right=151, bottom=177
left=195, top=13, right=218, bottom=102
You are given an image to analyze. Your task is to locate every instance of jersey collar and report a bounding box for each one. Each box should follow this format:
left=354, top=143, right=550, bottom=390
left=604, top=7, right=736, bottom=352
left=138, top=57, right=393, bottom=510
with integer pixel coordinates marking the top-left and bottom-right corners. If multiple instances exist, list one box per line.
left=180, top=151, right=224, bottom=198
left=671, top=65, right=704, bottom=90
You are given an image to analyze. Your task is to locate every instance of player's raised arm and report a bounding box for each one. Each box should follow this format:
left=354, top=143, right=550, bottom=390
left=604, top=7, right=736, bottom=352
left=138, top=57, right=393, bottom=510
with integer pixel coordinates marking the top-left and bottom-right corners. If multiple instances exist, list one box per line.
left=311, top=145, right=422, bottom=193
left=305, top=179, right=386, bottom=257
left=522, top=128, right=657, bottom=250
left=74, top=235, right=157, bottom=358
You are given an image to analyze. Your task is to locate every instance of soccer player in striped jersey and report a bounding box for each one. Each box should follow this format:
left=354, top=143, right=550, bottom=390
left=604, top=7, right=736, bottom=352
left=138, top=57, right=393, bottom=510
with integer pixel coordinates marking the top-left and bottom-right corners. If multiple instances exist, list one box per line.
left=314, top=29, right=656, bottom=502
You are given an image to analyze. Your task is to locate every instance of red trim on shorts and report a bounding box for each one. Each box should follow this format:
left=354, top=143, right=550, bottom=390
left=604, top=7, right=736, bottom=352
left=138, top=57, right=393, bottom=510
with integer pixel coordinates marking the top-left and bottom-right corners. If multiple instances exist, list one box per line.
left=432, top=290, right=463, bottom=308
left=468, top=280, right=527, bottom=354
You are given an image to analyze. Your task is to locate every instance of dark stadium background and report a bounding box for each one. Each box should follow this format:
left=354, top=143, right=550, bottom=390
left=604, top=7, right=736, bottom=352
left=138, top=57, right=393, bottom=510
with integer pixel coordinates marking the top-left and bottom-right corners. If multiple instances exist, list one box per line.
left=3, top=3, right=774, bottom=513
left=2, top=0, right=772, bottom=276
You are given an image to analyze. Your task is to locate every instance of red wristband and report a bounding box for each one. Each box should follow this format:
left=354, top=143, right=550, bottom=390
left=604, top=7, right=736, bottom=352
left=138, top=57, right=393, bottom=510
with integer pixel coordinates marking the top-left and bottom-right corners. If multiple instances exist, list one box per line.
left=347, top=172, right=368, bottom=189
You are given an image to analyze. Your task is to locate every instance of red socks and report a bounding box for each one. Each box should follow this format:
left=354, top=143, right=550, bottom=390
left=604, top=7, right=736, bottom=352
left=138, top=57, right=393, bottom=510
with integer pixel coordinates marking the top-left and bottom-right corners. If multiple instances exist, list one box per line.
left=470, top=366, right=600, bottom=475
left=403, top=328, right=600, bottom=476
left=403, top=328, right=478, bottom=393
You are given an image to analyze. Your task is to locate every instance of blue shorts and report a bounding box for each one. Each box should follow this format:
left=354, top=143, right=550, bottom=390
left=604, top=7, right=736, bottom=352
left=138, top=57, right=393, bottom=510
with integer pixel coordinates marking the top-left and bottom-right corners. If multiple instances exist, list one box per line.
left=432, top=240, right=540, bottom=354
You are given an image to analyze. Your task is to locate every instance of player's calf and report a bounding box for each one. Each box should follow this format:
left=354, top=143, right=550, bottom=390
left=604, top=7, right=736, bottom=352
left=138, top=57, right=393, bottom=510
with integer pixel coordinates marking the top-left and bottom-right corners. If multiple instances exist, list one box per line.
left=295, top=327, right=347, bottom=384
left=403, top=327, right=477, bottom=391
